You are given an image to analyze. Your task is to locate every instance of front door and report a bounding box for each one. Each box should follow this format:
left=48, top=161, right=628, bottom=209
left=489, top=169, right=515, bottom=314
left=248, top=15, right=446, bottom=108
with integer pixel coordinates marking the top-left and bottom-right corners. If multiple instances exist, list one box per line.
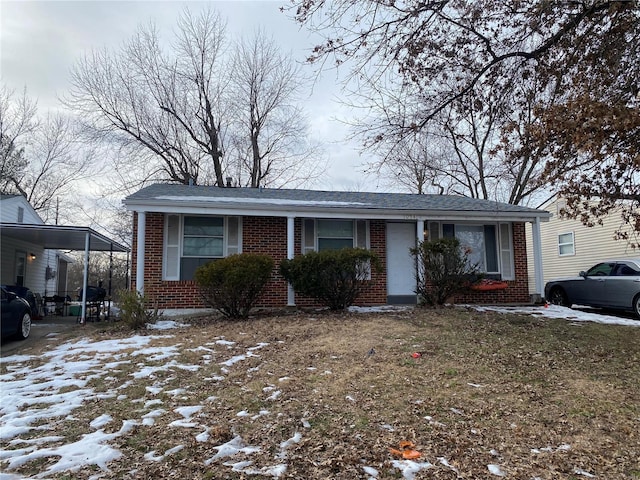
left=386, top=223, right=417, bottom=304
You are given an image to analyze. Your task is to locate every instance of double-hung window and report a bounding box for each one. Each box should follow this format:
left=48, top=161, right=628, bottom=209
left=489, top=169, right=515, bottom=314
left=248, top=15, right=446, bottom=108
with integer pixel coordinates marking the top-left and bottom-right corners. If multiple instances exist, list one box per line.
left=183, top=217, right=224, bottom=257
left=303, top=219, right=369, bottom=252
left=557, top=232, right=575, bottom=256
left=164, top=215, right=242, bottom=281
left=427, top=221, right=514, bottom=280
left=302, top=218, right=371, bottom=278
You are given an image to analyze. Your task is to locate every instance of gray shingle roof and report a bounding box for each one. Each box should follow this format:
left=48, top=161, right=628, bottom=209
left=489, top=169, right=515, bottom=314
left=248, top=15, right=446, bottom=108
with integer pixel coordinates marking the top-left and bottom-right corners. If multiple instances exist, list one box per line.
left=124, top=184, right=549, bottom=218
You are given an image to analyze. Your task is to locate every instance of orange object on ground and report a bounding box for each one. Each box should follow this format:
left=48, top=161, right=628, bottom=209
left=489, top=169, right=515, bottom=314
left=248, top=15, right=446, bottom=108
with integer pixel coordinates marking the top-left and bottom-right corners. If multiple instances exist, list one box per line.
left=470, top=279, right=508, bottom=291
left=390, top=440, right=422, bottom=459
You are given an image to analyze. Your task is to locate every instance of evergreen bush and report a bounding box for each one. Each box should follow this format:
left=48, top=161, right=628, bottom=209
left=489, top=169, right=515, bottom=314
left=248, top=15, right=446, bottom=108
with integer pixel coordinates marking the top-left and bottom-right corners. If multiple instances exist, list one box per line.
left=280, top=248, right=381, bottom=310
left=411, top=238, right=481, bottom=306
left=195, top=253, right=274, bottom=318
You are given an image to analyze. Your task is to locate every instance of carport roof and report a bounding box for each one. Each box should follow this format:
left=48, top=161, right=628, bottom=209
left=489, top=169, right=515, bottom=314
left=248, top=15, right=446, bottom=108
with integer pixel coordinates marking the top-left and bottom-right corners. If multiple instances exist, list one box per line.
left=0, top=223, right=129, bottom=252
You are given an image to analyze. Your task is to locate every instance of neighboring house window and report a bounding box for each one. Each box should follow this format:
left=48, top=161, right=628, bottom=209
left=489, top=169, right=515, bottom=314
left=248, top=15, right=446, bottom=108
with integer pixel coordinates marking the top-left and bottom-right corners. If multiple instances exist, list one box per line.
left=556, top=198, right=567, bottom=216
left=163, top=215, right=242, bottom=281
left=17, top=207, right=24, bottom=223
left=427, top=222, right=514, bottom=280
left=558, top=232, right=575, bottom=256
left=15, top=251, right=26, bottom=286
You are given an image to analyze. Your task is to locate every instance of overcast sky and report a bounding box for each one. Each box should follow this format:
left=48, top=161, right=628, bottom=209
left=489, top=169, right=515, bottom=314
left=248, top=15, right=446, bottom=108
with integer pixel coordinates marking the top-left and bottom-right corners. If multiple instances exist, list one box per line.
left=0, top=0, right=380, bottom=191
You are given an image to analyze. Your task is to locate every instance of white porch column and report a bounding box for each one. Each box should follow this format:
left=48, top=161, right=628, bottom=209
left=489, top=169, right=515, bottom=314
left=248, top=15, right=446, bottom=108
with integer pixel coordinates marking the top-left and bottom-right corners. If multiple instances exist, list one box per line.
left=136, top=211, right=146, bottom=294
left=287, top=216, right=295, bottom=306
left=416, top=220, right=425, bottom=243
left=416, top=219, right=425, bottom=287
left=80, top=231, right=90, bottom=324
left=532, top=217, right=545, bottom=298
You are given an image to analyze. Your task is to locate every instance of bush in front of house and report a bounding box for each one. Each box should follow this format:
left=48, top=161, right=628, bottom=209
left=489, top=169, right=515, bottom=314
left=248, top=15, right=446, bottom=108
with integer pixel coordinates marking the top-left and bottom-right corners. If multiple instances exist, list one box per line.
left=411, top=238, right=481, bottom=306
left=280, top=248, right=381, bottom=311
left=117, top=289, right=161, bottom=330
left=195, top=253, right=274, bottom=319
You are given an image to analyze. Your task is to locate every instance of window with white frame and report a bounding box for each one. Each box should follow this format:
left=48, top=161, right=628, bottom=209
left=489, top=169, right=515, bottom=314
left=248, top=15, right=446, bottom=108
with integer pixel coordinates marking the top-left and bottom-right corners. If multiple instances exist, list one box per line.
left=303, top=219, right=369, bottom=251
left=427, top=221, right=514, bottom=280
left=164, top=215, right=242, bottom=281
left=558, top=232, right=575, bottom=256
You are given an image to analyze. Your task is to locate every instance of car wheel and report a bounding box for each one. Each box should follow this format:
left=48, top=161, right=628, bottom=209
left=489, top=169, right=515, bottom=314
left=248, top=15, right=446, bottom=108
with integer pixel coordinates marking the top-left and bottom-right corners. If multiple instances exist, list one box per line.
left=634, top=294, right=640, bottom=319
left=16, top=311, right=31, bottom=340
left=548, top=287, right=570, bottom=307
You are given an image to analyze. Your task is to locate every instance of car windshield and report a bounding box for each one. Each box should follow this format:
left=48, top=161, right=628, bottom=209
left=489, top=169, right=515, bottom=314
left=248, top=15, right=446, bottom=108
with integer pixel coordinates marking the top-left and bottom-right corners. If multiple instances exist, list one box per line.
left=586, top=263, right=614, bottom=276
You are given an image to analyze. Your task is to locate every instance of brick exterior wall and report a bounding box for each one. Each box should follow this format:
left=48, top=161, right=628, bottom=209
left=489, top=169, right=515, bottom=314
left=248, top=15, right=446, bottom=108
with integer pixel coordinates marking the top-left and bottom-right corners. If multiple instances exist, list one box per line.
left=131, top=214, right=531, bottom=309
left=132, top=212, right=204, bottom=309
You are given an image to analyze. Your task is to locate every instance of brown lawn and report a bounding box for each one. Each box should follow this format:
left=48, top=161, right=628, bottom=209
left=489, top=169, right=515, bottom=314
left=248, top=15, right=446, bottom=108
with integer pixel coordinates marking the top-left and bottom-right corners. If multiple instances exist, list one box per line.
left=2, top=307, right=639, bottom=479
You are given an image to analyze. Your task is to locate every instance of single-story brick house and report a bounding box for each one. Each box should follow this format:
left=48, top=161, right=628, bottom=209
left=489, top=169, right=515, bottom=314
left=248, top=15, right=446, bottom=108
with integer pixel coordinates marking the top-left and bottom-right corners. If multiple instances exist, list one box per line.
left=123, top=184, right=551, bottom=309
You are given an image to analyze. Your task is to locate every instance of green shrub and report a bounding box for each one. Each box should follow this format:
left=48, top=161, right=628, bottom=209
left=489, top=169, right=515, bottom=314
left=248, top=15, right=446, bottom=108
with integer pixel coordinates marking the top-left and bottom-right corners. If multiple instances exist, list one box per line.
left=117, top=289, right=161, bottom=330
left=411, top=238, right=481, bottom=306
left=280, top=248, right=381, bottom=310
left=194, top=253, right=274, bottom=318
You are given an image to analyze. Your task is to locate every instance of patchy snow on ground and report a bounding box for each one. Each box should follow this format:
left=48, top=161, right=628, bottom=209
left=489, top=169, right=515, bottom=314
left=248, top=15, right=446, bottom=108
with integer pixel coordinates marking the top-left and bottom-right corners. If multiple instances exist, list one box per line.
left=472, top=303, right=640, bottom=327
left=0, top=305, right=635, bottom=478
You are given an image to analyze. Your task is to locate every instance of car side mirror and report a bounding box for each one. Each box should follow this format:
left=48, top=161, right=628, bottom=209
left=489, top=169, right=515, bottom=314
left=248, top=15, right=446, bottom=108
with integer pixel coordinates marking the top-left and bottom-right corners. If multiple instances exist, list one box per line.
left=579, top=271, right=587, bottom=278
left=6, top=291, right=17, bottom=301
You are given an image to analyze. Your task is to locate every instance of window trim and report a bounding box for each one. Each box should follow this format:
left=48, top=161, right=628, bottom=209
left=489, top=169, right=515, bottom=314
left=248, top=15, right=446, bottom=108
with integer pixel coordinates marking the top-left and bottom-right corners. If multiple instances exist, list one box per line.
left=557, top=231, right=575, bottom=257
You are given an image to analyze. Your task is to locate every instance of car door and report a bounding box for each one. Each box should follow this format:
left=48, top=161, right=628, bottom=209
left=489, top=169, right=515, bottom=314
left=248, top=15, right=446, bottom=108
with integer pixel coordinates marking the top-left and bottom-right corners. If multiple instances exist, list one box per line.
left=576, top=262, right=615, bottom=307
left=604, top=262, right=640, bottom=310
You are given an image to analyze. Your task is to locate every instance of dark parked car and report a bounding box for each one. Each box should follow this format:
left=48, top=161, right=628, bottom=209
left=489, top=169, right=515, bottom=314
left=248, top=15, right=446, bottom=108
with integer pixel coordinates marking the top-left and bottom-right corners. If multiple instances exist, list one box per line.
left=3, top=285, right=38, bottom=318
left=1, top=286, right=32, bottom=340
left=544, top=259, right=640, bottom=318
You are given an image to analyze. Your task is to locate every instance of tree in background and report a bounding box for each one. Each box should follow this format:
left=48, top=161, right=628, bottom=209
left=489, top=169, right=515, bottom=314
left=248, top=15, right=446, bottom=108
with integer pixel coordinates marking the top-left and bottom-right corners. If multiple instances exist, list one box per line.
left=229, top=30, right=322, bottom=188
left=0, top=85, right=96, bottom=222
left=66, top=251, right=130, bottom=303
left=66, top=7, right=321, bottom=189
left=292, top=0, right=639, bottom=232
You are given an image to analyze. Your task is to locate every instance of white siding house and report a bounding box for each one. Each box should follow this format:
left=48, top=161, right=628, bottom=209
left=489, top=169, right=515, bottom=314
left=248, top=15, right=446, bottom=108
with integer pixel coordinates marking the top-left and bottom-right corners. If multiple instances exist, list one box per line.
left=526, top=196, right=638, bottom=295
left=0, top=195, right=72, bottom=301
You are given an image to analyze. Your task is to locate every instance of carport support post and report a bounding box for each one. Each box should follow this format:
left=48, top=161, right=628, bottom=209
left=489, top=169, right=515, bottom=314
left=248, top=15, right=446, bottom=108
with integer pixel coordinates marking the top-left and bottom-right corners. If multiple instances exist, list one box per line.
left=80, top=231, right=90, bottom=325
left=136, top=211, right=146, bottom=295
left=532, top=217, right=545, bottom=299
left=287, top=216, right=295, bottom=306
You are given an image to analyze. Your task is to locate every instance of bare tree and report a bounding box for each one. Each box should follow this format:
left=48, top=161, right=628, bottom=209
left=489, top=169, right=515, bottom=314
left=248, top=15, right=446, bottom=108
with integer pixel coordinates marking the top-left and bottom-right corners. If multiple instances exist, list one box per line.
left=66, top=9, right=228, bottom=187
left=0, top=85, right=96, bottom=222
left=368, top=132, right=450, bottom=195
left=66, top=7, right=322, bottom=189
left=291, top=0, right=639, bottom=234
left=228, top=30, right=323, bottom=188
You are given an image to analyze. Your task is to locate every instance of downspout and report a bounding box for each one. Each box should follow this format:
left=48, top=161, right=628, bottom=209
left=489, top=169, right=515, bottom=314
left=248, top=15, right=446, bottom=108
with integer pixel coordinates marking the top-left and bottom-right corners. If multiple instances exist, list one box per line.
left=136, top=211, right=146, bottom=294
left=287, top=216, right=295, bottom=306
left=532, top=217, right=545, bottom=300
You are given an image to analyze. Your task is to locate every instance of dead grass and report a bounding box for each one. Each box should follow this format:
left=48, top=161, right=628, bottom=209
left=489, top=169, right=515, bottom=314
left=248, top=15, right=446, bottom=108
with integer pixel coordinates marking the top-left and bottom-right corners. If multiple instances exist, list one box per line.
left=3, top=307, right=640, bottom=479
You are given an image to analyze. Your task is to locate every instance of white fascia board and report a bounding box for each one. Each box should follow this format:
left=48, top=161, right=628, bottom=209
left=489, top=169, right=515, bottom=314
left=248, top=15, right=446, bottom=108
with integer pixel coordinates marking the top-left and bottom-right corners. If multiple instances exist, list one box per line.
left=125, top=201, right=551, bottom=223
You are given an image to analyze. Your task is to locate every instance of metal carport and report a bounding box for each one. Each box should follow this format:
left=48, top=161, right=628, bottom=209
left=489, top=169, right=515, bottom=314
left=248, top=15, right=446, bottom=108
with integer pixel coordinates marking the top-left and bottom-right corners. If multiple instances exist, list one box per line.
left=0, top=223, right=130, bottom=322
